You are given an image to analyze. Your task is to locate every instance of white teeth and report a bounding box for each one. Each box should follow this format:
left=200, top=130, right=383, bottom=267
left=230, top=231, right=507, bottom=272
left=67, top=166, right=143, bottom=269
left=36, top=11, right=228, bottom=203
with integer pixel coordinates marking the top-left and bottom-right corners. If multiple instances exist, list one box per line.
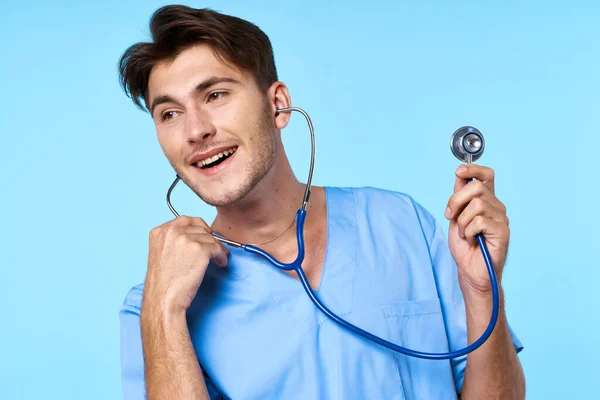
left=196, top=147, right=237, bottom=167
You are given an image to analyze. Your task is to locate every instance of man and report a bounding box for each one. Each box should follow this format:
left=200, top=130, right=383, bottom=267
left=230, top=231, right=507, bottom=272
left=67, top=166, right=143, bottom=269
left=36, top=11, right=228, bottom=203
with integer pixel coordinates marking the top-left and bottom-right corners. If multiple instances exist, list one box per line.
left=118, top=5, right=525, bottom=400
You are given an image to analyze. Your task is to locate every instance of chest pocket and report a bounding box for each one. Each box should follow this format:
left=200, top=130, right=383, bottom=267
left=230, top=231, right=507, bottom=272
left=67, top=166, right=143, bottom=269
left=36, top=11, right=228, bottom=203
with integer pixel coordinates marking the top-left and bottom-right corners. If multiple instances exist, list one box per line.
left=382, top=298, right=458, bottom=400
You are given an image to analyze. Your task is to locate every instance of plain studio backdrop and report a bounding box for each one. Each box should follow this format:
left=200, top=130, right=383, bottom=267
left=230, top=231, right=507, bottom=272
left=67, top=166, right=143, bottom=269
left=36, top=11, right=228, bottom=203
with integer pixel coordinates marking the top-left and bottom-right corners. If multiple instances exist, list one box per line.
left=1, top=1, right=597, bottom=399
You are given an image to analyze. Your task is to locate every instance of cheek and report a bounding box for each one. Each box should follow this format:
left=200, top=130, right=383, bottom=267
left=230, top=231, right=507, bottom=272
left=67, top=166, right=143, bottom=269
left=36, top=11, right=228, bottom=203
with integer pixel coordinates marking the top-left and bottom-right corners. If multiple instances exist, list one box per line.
left=156, top=132, right=171, bottom=155
left=156, top=129, right=183, bottom=163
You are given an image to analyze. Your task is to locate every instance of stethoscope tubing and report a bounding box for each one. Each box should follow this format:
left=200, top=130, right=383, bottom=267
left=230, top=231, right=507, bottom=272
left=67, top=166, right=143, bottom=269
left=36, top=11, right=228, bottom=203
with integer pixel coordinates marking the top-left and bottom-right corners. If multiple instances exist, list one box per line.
left=165, top=108, right=500, bottom=360
left=243, top=207, right=500, bottom=360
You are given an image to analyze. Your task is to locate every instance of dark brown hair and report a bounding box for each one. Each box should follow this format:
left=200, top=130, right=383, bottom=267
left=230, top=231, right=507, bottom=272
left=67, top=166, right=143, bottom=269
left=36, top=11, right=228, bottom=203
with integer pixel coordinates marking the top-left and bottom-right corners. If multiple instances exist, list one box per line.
left=118, top=5, right=278, bottom=112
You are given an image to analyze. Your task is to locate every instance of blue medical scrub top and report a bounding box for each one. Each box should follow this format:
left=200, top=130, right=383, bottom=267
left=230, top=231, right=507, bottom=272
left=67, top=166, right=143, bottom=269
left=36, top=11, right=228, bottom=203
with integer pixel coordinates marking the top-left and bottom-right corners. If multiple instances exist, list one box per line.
left=120, top=186, right=523, bottom=399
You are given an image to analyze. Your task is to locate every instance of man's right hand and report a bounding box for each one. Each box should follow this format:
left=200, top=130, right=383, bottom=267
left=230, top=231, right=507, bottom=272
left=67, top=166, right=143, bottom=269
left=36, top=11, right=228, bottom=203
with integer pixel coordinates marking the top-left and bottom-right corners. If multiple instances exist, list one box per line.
left=143, top=215, right=229, bottom=315
left=139, top=216, right=226, bottom=400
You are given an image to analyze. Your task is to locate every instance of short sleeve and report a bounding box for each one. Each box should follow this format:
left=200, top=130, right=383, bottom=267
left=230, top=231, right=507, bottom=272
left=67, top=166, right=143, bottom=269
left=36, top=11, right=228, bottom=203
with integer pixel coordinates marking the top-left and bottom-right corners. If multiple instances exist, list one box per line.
left=410, top=199, right=524, bottom=395
left=119, top=285, right=224, bottom=400
left=119, top=285, right=146, bottom=400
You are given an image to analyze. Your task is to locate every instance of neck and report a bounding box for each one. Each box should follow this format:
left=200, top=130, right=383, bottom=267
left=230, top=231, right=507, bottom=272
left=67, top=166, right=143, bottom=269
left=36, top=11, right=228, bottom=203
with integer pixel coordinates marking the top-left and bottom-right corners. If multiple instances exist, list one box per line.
left=211, top=147, right=307, bottom=245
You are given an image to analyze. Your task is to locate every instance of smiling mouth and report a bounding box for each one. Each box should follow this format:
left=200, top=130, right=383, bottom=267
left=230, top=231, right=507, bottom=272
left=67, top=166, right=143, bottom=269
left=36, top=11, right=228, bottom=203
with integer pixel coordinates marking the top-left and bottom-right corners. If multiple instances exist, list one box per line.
left=196, top=146, right=238, bottom=169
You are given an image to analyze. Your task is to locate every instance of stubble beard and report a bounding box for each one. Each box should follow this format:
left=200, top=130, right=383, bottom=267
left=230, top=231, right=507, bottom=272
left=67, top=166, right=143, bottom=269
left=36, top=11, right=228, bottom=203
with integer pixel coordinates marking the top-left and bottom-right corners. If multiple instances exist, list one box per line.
left=185, top=102, right=277, bottom=207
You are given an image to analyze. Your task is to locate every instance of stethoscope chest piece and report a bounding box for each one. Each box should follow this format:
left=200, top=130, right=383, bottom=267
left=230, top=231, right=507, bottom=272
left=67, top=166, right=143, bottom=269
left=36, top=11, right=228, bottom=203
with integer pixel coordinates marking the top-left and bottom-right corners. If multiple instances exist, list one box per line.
left=451, top=126, right=485, bottom=163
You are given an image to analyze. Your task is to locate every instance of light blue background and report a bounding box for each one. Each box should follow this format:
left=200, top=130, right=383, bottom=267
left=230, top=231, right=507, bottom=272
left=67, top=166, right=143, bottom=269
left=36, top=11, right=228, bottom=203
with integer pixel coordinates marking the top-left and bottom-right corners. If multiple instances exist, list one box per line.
left=1, top=0, right=597, bottom=399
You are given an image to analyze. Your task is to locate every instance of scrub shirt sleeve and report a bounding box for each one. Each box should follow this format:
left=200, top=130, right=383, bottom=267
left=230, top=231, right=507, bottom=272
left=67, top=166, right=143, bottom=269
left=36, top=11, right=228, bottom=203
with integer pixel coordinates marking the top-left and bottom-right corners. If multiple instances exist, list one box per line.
left=409, top=198, right=524, bottom=395
left=119, top=285, right=223, bottom=400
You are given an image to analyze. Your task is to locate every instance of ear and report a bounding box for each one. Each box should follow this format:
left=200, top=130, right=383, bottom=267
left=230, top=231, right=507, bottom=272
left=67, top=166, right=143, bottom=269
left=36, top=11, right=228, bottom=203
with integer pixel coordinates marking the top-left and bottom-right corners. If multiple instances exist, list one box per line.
left=267, top=82, right=292, bottom=129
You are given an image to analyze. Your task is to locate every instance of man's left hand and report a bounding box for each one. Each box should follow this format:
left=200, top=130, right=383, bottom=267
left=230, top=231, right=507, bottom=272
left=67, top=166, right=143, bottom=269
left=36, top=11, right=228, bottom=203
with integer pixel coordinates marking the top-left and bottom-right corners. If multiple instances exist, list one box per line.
left=445, top=164, right=510, bottom=296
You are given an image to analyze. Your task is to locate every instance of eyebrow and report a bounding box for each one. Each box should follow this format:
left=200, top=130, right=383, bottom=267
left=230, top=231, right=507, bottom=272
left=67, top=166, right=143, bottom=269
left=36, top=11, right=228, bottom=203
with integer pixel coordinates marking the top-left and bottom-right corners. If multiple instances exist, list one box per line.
left=149, top=76, right=241, bottom=116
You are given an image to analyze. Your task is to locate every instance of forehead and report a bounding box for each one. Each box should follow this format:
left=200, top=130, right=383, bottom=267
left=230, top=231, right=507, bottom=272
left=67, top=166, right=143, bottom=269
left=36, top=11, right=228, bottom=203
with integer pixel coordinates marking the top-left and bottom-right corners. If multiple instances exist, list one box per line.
left=147, top=44, right=247, bottom=100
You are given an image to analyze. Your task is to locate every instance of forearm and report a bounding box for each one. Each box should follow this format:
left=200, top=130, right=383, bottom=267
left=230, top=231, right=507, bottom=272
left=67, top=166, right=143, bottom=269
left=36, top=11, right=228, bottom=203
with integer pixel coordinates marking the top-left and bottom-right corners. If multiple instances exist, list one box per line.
left=141, top=300, right=209, bottom=400
left=460, top=288, right=525, bottom=400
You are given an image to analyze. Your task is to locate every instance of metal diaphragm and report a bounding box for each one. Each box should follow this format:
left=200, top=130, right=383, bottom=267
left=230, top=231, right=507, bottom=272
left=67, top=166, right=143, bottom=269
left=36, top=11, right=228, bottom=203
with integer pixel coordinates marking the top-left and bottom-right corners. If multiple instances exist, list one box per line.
left=451, top=126, right=485, bottom=163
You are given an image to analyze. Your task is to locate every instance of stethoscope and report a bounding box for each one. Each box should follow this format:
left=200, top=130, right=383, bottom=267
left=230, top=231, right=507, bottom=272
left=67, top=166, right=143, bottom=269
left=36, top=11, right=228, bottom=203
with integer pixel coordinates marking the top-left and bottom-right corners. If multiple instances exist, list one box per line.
left=166, top=107, right=499, bottom=360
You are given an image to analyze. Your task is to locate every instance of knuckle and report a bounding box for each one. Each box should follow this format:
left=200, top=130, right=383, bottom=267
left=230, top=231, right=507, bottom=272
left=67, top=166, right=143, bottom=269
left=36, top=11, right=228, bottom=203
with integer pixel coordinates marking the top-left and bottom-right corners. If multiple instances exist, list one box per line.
left=199, top=220, right=211, bottom=230
left=169, top=226, right=188, bottom=239
left=473, top=215, right=485, bottom=226
left=176, top=215, right=192, bottom=224
left=473, top=197, right=485, bottom=210
left=165, top=224, right=181, bottom=235
left=474, top=180, right=485, bottom=191
left=173, top=230, right=189, bottom=243
left=447, top=196, right=457, bottom=209
left=149, top=226, right=161, bottom=238
left=189, top=239, right=203, bottom=250
left=464, top=223, right=473, bottom=236
left=180, top=215, right=209, bottom=228
left=456, top=214, right=467, bottom=229
left=212, top=241, right=225, bottom=253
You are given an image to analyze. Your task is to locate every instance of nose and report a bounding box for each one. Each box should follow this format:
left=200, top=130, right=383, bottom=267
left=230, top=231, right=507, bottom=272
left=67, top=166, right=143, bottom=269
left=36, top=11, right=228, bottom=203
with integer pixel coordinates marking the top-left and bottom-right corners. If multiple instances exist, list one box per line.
left=185, top=109, right=216, bottom=143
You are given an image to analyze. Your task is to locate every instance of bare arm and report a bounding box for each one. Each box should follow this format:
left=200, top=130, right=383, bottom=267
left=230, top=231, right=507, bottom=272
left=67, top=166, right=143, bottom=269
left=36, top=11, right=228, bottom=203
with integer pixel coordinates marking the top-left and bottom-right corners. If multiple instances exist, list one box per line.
left=141, top=215, right=229, bottom=400
left=460, top=289, right=525, bottom=399
left=445, top=164, right=525, bottom=399
left=141, top=296, right=209, bottom=400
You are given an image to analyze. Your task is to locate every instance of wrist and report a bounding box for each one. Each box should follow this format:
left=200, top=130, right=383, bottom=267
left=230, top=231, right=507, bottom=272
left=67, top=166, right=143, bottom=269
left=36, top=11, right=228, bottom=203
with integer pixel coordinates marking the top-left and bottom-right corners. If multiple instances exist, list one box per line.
left=461, top=284, right=505, bottom=321
left=458, top=271, right=503, bottom=299
left=141, top=287, right=188, bottom=328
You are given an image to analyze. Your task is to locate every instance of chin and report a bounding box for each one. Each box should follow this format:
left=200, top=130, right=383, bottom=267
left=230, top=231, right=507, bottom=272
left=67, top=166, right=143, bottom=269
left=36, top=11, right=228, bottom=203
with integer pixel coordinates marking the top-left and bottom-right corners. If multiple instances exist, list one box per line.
left=193, top=181, right=254, bottom=207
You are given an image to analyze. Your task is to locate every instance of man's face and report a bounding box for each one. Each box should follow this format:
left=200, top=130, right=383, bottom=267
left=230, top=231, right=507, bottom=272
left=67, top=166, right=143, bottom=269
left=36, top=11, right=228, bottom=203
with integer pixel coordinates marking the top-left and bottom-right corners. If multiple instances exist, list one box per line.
left=147, top=44, right=277, bottom=206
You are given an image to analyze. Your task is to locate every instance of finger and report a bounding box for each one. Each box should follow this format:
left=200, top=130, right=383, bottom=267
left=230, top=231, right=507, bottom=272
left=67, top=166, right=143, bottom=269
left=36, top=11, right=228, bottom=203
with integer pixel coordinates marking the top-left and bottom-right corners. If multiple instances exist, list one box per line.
left=184, top=228, right=230, bottom=256
left=171, top=215, right=211, bottom=229
left=453, top=170, right=468, bottom=194
left=165, top=224, right=212, bottom=244
left=208, top=241, right=229, bottom=267
left=463, top=216, right=509, bottom=247
left=186, top=234, right=229, bottom=266
left=182, top=226, right=214, bottom=235
left=446, top=180, right=503, bottom=220
left=456, top=198, right=508, bottom=239
left=454, top=164, right=495, bottom=192
left=186, top=230, right=230, bottom=253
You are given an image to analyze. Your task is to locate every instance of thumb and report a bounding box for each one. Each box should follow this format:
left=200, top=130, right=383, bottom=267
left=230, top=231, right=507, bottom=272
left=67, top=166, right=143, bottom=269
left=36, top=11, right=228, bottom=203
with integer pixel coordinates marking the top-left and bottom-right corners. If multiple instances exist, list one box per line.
left=213, top=243, right=229, bottom=267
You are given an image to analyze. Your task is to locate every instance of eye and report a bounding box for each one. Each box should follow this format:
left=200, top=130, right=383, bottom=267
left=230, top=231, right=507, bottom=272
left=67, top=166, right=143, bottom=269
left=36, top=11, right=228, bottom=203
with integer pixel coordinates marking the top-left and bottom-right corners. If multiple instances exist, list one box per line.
left=160, top=110, right=180, bottom=121
left=208, top=91, right=227, bottom=102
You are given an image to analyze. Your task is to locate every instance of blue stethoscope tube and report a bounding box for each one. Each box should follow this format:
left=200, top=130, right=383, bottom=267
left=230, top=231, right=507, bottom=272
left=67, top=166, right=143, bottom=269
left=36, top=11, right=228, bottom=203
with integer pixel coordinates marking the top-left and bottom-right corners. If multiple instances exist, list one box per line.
left=245, top=208, right=499, bottom=360
left=166, top=107, right=500, bottom=360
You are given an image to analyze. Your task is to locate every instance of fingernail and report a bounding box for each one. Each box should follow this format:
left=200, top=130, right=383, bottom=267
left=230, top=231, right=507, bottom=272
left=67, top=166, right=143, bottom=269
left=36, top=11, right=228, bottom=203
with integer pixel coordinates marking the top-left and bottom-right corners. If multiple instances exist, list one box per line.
left=445, top=207, right=451, bottom=219
left=456, top=165, right=467, bottom=175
